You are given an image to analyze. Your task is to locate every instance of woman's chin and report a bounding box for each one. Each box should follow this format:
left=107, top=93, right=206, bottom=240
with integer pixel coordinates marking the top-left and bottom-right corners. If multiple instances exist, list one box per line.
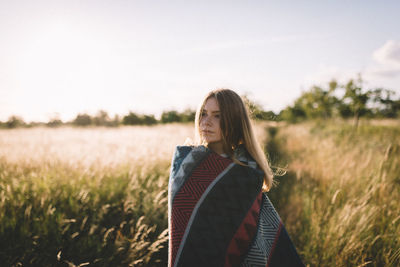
left=207, top=140, right=223, bottom=146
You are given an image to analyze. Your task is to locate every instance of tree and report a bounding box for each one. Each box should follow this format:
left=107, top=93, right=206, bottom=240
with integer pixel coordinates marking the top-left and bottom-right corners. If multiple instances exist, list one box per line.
left=6, top=116, right=25, bottom=128
left=180, top=109, right=196, bottom=122
left=47, top=119, right=63, bottom=127
left=123, top=112, right=142, bottom=125
left=280, top=75, right=398, bottom=123
left=279, top=79, right=339, bottom=122
left=110, top=114, right=121, bottom=127
left=47, top=113, right=63, bottom=127
left=241, top=94, right=277, bottom=121
left=122, top=112, right=157, bottom=125
left=279, top=103, right=307, bottom=123
left=369, top=88, right=399, bottom=118
left=141, top=115, right=157, bottom=125
left=295, top=82, right=339, bottom=119
left=93, top=110, right=110, bottom=126
left=73, top=114, right=92, bottom=126
left=340, top=75, right=370, bottom=129
left=160, top=110, right=181, bottom=123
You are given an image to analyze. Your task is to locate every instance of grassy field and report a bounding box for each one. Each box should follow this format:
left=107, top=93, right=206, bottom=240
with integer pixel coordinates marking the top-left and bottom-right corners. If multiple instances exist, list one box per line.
left=266, top=118, right=400, bottom=267
left=0, top=122, right=267, bottom=266
left=0, top=120, right=399, bottom=266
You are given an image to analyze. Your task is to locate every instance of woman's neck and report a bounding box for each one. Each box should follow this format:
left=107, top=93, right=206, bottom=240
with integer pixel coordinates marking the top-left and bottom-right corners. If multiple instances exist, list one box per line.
left=208, top=141, right=225, bottom=155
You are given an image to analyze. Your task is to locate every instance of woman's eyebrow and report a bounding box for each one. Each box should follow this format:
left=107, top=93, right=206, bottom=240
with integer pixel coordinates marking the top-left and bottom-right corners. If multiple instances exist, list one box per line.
left=203, top=109, right=220, bottom=113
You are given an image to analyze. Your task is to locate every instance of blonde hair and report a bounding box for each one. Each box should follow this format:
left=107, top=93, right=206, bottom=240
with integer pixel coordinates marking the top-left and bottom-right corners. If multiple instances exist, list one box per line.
left=193, top=88, right=274, bottom=192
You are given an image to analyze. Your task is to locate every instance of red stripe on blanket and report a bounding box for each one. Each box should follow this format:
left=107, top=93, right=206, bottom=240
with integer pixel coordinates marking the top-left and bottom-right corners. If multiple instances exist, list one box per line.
left=171, top=152, right=233, bottom=266
left=224, top=191, right=262, bottom=267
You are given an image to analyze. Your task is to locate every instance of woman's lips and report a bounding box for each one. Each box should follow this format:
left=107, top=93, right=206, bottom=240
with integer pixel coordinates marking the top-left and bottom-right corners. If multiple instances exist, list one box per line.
left=202, top=130, right=213, bottom=134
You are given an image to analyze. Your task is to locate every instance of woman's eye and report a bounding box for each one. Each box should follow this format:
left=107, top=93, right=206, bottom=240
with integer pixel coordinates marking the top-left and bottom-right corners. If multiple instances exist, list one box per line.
left=215, top=114, right=220, bottom=118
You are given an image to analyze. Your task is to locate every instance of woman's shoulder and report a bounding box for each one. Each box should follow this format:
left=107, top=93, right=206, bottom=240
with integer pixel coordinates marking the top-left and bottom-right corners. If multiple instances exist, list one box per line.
left=174, top=145, right=195, bottom=154
left=233, top=144, right=258, bottom=169
left=171, top=144, right=209, bottom=164
left=170, top=145, right=210, bottom=178
left=173, top=144, right=206, bottom=154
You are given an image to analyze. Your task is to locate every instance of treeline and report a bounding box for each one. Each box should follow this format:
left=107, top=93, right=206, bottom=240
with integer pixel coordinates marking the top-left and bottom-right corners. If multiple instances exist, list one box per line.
left=1, top=76, right=399, bottom=129
left=0, top=109, right=198, bottom=129
left=279, top=75, right=400, bottom=127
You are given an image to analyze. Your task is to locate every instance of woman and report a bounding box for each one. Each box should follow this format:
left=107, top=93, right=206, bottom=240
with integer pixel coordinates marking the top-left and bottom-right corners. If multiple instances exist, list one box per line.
left=168, top=89, right=304, bottom=267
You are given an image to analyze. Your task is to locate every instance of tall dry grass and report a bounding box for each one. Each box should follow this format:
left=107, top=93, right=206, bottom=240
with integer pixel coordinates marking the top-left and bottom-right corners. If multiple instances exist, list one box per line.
left=268, top=119, right=400, bottom=266
left=0, top=123, right=195, bottom=168
left=0, top=121, right=267, bottom=266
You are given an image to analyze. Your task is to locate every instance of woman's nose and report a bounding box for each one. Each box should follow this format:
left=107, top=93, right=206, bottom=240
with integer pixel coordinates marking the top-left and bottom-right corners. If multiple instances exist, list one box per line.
left=202, top=116, right=212, bottom=126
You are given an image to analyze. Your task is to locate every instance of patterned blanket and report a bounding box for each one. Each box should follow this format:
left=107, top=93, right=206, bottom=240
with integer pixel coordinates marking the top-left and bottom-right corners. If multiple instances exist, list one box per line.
left=168, top=145, right=304, bottom=267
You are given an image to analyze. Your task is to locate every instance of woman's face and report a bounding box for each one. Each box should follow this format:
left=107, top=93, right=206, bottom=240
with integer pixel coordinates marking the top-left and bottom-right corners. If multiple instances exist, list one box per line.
left=200, top=97, right=222, bottom=145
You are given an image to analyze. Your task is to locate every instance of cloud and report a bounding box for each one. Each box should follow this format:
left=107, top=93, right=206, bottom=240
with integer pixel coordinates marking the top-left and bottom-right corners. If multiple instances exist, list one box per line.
left=372, top=40, right=400, bottom=66
left=302, top=40, right=400, bottom=91
left=366, top=40, right=400, bottom=79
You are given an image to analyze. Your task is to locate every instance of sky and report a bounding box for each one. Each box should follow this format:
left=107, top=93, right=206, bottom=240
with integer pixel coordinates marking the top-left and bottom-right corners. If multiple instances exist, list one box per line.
left=1, top=0, right=400, bottom=123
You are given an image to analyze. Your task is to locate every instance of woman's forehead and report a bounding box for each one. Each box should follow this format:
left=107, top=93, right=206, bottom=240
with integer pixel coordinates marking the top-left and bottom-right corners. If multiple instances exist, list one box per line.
left=204, top=97, right=220, bottom=111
